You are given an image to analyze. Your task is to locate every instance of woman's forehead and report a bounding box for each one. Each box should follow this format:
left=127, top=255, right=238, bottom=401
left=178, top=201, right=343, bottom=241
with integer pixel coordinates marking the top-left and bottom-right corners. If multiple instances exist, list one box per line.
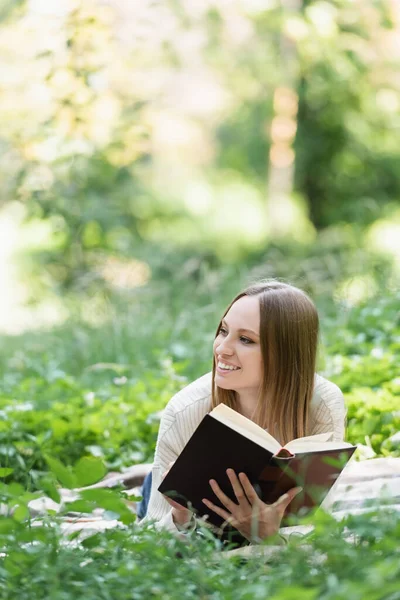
left=224, top=296, right=260, bottom=330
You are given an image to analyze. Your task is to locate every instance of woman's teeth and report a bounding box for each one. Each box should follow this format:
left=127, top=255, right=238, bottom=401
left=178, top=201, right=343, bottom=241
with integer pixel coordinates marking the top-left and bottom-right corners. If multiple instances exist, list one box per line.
left=218, top=361, right=239, bottom=371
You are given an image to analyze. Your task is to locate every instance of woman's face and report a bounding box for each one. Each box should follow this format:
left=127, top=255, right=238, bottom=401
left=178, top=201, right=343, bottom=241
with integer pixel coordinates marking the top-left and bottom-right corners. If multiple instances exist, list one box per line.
left=213, top=295, right=263, bottom=397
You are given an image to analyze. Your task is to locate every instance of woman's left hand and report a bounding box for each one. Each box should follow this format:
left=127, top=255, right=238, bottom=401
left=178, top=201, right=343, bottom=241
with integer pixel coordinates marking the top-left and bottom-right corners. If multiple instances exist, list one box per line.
left=202, top=468, right=302, bottom=542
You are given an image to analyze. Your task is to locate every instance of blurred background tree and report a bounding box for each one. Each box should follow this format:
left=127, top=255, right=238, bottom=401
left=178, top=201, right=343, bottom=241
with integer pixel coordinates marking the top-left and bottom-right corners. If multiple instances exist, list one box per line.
left=0, top=0, right=399, bottom=310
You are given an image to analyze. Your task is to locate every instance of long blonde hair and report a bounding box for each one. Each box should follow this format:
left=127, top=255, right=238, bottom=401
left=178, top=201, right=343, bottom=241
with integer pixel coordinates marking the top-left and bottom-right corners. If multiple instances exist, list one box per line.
left=211, top=281, right=319, bottom=445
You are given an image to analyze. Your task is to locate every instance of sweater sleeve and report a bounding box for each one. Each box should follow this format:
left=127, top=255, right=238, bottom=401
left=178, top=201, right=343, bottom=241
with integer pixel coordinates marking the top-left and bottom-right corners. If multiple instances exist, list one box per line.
left=141, top=375, right=212, bottom=532
left=310, top=377, right=347, bottom=441
left=142, top=401, right=184, bottom=532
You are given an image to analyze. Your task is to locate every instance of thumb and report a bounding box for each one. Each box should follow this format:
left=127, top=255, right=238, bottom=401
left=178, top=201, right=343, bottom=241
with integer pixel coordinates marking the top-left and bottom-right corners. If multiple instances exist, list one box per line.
left=273, top=486, right=302, bottom=514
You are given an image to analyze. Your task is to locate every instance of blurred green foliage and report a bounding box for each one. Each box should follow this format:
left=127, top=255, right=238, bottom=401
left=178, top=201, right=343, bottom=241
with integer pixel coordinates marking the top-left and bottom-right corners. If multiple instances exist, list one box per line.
left=0, top=252, right=398, bottom=491
left=0, top=0, right=399, bottom=292
left=0, top=0, right=25, bottom=22
left=0, top=484, right=399, bottom=599
left=295, top=0, right=400, bottom=227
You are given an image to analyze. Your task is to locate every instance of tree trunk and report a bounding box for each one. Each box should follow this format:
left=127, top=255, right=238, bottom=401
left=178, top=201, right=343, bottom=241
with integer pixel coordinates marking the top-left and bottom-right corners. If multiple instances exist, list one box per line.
left=266, top=0, right=303, bottom=236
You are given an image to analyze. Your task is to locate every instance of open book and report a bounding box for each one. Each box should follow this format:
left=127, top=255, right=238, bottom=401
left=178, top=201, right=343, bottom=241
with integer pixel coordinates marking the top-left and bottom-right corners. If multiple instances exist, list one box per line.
left=158, top=404, right=356, bottom=529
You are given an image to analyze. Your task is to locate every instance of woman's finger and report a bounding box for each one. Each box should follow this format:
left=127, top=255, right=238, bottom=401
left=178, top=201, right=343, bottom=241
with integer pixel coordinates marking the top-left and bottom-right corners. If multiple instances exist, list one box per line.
left=162, top=494, right=187, bottom=510
left=272, top=486, right=302, bottom=515
left=209, top=478, right=237, bottom=512
left=202, top=498, right=233, bottom=524
left=226, top=469, right=250, bottom=507
left=238, top=472, right=260, bottom=505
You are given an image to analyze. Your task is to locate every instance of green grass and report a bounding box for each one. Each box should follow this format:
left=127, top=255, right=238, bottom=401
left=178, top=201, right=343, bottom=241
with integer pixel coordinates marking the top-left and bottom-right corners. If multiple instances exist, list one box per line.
left=0, top=248, right=399, bottom=488
left=0, top=508, right=399, bottom=599
left=0, top=242, right=399, bottom=598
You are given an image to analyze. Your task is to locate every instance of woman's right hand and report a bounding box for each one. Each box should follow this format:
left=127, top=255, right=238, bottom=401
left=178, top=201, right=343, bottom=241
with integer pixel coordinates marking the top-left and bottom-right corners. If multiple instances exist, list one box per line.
left=162, top=462, right=193, bottom=528
left=202, top=469, right=302, bottom=542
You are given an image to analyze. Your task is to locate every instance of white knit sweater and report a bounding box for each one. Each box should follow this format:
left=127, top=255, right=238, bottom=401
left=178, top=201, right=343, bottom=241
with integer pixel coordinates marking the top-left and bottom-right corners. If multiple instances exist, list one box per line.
left=145, top=371, right=346, bottom=532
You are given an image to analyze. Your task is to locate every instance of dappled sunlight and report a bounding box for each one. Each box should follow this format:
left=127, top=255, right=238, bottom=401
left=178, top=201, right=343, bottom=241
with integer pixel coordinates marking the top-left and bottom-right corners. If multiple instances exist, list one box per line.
left=366, top=210, right=400, bottom=267
left=0, top=205, right=68, bottom=335
left=0, top=205, right=28, bottom=334
left=266, top=193, right=316, bottom=243
left=184, top=180, right=213, bottom=216
left=97, top=256, right=151, bottom=290
left=0, top=204, right=152, bottom=334
left=210, top=182, right=267, bottom=253
left=137, top=178, right=270, bottom=260
left=28, top=0, right=70, bottom=17
left=150, top=111, right=216, bottom=167
left=376, top=88, right=400, bottom=114
left=306, top=1, right=338, bottom=38
left=334, top=275, right=378, bottom=308
left=144, top=178, right=316, bottom=258
left=182, top=177, right=270, bottom=257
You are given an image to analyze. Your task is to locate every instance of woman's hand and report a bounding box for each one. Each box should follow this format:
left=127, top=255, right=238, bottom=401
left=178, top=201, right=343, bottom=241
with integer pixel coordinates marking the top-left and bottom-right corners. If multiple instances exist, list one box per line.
left=202, top=468, right=302, bottom=542
left=162, top=462, right=193, bottom=528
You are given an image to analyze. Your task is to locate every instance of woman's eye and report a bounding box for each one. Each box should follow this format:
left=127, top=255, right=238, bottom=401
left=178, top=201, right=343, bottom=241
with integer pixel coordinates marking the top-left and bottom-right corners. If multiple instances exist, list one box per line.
left=219, top=327, right=228, bottom=336
left=240, top=336, right=253, bottom=345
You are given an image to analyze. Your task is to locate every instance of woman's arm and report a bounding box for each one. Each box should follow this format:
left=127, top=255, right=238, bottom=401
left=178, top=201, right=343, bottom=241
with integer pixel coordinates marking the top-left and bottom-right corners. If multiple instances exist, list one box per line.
left=141, top=403, right=184, bottom=531
left=142, top=379, right=213, bottom=530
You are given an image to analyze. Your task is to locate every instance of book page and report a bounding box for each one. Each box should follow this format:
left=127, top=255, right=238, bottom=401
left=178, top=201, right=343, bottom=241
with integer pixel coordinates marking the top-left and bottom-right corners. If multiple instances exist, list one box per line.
left=285, top=434, right=354, bottom=453
left=210, top=404, right=354, bottom=455
left=210, top=404, right=281, bottom=454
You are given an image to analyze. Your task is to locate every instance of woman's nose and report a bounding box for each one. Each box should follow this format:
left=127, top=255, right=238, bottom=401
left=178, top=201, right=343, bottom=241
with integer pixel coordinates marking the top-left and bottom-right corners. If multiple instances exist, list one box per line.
left=215, top=337, right=234, bottom=355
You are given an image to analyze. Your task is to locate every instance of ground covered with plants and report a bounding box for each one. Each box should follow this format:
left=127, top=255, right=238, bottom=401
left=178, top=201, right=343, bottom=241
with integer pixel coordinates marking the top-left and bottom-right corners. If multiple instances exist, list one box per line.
left=0, top=510, right=399, bottom=600
left=0, top=243, right=399, bottom=599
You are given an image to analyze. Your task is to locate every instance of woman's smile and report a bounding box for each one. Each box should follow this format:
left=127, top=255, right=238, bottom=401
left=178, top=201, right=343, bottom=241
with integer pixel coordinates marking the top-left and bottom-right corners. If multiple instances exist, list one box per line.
left=216, top=360, right=241, bottom=375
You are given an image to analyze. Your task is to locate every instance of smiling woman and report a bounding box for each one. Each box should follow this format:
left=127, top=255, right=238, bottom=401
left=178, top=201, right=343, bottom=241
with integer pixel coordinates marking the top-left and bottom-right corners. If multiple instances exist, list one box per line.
left=212, top=283, right=319, bottom=442
left=213, top=296, right=263, bottom=414
left=140, top=280, right=346, bottom=545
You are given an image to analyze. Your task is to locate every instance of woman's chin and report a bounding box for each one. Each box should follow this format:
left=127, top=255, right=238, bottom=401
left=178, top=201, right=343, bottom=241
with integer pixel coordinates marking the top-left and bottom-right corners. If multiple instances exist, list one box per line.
left=215, top=375, right=235, bottom=390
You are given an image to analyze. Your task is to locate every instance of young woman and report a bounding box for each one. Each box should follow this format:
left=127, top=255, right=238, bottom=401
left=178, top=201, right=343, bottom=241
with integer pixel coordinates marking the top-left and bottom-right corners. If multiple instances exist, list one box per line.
left=140, top=281, right=346, bottom=543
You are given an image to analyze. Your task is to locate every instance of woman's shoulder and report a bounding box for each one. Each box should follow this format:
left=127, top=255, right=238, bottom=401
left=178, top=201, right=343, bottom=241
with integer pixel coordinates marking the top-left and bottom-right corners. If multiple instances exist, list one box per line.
left=165, top=371, right=213, bottom=416
left=311, top=373, right=345, bottom=410
left=310, top=374, right=346, bottom=440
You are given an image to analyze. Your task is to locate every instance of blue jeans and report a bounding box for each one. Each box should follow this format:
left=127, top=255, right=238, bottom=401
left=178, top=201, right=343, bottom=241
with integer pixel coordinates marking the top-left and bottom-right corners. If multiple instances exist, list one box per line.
left=137, top=471, right=152, bottom=520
